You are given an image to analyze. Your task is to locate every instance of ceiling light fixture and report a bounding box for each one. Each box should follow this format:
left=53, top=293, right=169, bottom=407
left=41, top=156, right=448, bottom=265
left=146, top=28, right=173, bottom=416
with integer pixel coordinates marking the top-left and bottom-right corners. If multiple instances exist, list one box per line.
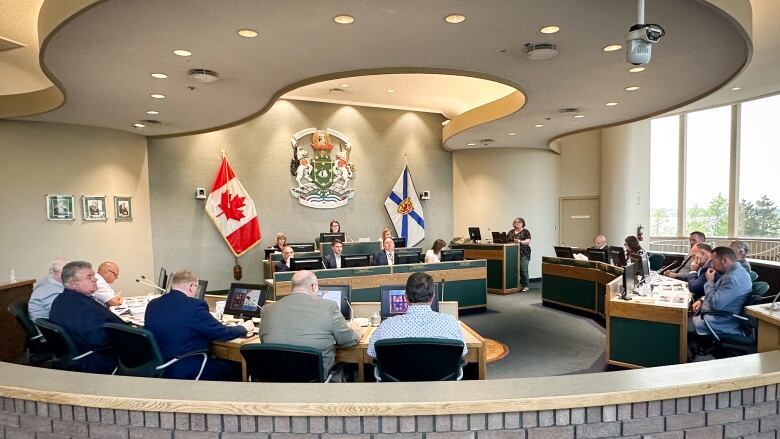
left=441, top=120, right=450, bottom=126
left=507, top=132, right=517, bottom=136
left=540, top=25, right=560, bottom=34
left=445, top=14, right=466, bottom=24
left=334, top=14, right=354, bottom=24
left=730, top=86, right=741, bottom=91
left=467, top=142, right=476, bottom=146
left=340, top=83, right=350, bottom=88
left=132, top=122, right=146, bottom=129
left=602, top=44, right=622, bottom=52
left=150, top=93, right=166, bottom=99
left=386, top=89, right=396, bottom=93
left=534, top=124, right=544, bottom=128
left=146, top=110, right=160, bottom=115
left=173, top=49, right=192, bottom=57
left=150, top=73, right=168, bottom=79
left=574, top=114, right=585, bottom=118
left=624, top=86, right=640, bottom=91
left=237, top=29, right=258, bottom=38
left=629, top=67, right=645, bottom=73
left=605, top=102, right=619, bottom=107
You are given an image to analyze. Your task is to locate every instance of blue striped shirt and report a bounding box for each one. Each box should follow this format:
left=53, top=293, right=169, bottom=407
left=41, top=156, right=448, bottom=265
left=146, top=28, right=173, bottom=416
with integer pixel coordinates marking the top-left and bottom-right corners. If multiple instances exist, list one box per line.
left=367, top=304, right=467, bottom=358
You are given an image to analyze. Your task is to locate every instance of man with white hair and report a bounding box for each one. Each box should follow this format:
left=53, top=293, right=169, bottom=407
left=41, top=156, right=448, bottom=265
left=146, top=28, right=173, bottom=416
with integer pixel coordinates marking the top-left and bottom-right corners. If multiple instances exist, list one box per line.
left=591, top=235, right=608, bottom=250
left=28, top=258, right=69, bottom=321
left=729, top=240, right=752, bottom=273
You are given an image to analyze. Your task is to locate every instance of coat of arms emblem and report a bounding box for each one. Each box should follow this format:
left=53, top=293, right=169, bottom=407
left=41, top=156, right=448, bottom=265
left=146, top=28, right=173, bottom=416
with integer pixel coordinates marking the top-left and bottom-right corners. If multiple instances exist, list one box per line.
left=289, top=128, right=356, bottom=208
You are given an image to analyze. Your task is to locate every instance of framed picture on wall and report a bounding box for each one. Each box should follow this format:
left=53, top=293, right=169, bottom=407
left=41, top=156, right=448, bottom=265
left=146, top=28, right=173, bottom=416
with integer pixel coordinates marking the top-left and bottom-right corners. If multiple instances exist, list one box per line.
left=46, top=195, right=75, bottom=221
left=82, top=195, right=107, bottom=221
left=114, top=196, right=132, bottom=221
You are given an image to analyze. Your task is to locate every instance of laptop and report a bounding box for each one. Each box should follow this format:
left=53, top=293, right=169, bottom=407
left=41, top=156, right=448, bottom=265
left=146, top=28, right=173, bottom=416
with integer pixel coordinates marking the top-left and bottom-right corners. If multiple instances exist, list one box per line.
left=492, top=231, right=509, bottom=243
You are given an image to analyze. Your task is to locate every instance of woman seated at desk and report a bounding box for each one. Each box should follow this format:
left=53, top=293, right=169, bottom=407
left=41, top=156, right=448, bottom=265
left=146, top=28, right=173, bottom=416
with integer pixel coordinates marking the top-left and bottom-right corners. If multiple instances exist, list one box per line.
left=624, top=235, right=645, bottom=258
left=425, top=239, right=447, bottom=263
left=272, top=232, right=287, bottom=252
left=379, top=227, right=393, bottom=241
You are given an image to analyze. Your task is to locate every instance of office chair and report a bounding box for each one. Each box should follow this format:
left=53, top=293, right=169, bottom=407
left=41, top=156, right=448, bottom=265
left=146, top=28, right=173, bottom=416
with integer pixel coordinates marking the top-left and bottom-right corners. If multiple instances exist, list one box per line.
left=7, top=302, right=52, bottom=365
left=240, top=343, right=332, bottom=383
left=748, top=270, right=759, bottom=282
left=648, top=253, right=665, bottom=271
left=373, top=338, right=465, bottom=382
left=691, top=296, right=759, bottom=360
left=34, top=318, right=106, bottom=371
left=752, top=281, right=770, bottom=298
left=102, top=323, right=209, bottom=380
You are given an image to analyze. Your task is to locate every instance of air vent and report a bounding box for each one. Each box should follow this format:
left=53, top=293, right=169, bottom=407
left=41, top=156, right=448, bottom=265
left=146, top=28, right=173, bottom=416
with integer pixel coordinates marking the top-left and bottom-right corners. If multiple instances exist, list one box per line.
left=187, top=69, right=219, bottom=83
left=559, top=108, right=579, bottom=114
left=479, top=138, right=495, bottom=147
left=524, top=43, right=558, bottom=61
left=329, top=87, right=346, bottom=94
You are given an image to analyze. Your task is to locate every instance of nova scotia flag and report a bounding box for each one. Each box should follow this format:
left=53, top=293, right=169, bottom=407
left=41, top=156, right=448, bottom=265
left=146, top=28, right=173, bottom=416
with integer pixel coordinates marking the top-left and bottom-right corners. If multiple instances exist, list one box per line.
left=384, top=165, right=425, bottom=247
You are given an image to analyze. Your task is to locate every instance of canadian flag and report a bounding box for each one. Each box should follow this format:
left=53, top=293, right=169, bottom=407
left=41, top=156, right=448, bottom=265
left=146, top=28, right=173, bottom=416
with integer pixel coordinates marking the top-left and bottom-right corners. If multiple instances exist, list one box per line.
left=205, top=154, right=261, bottom=256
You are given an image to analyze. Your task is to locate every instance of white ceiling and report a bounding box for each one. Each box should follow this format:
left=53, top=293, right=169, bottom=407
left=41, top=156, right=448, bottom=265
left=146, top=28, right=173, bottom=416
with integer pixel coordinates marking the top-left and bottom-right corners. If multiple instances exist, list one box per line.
left=2, top=0, right=766, bottom=150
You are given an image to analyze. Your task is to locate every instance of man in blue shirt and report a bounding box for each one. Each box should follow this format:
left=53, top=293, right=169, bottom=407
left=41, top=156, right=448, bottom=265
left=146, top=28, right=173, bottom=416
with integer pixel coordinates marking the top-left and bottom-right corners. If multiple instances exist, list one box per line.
left=28, top=258, right=68, bottom=321
left=691, top=246, right=753, bottom=337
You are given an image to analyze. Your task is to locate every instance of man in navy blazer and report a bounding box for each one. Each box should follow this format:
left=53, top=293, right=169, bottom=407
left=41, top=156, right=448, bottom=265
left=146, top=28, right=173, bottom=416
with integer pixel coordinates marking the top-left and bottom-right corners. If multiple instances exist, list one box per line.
left=323, top=239, right=344, bottom=269
left=145, top=270, right=254, bottom=380
left=372, top=237, right=396, bottom=266
left=48, top=261, right=124, bottom=374
left=275, top=246, right=294, bottom=272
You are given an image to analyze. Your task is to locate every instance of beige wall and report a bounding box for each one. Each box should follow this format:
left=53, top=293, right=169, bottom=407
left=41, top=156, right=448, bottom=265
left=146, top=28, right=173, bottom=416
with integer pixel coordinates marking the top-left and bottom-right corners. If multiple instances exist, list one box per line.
left=559, top=130, right=601, bottom=198
left=452, top=148, right=560, bottom=278
left=148, top=100, right=452, bottom=290
left=0, top=120, right=154, bottom=295
left=600, top=120, right=651, bottom=245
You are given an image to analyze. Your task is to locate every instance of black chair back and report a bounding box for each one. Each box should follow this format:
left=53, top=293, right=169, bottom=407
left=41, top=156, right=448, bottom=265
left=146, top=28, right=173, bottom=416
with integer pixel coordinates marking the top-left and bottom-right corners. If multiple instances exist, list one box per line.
left=374, top=338, right=464, bottom=382
left=240, top=343, right=325, bottom=382
left=103, top=323, right=166, bottom=377
left=34, top=318, right=82, bottom=370
left=7, top=302, right=51, bottom=364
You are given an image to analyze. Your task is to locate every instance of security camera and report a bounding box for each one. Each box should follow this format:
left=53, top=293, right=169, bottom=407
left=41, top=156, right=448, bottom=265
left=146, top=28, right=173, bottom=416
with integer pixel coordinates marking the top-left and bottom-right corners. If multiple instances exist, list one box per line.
left=626, top=24, right=665, bottom=65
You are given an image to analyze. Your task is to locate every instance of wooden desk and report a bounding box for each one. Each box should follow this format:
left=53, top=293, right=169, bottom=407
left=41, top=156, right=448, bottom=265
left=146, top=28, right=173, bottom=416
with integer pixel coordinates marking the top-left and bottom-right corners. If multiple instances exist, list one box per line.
left=211, top=321, right=487, bottom=381
left=542, top=257, right=622, bottom=319
left=454, top=243, right=520, bottom=294
left=0, top=279, right=35, bottom=362
left=746, top=304, right=780, bottom=352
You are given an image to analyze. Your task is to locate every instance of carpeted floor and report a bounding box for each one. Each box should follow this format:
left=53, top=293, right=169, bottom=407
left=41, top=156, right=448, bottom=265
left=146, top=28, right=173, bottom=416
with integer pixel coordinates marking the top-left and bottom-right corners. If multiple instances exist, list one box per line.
left=460, top=284, right=608, bottom=379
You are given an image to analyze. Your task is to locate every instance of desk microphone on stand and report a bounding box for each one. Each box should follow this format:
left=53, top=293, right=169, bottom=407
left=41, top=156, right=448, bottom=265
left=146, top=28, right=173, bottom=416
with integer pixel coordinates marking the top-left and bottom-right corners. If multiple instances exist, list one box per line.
left=136, top=276, right=166, bottom=293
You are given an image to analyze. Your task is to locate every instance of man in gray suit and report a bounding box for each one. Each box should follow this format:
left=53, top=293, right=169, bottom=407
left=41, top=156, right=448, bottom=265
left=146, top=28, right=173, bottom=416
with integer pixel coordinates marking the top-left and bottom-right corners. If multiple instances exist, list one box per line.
left=259, top=270, right=363, bottom=381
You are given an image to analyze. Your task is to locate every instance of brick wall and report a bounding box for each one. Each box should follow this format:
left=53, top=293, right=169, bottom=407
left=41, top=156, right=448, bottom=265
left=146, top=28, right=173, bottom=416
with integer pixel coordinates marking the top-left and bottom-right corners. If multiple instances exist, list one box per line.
left=2, top=384, right=780, bottom=439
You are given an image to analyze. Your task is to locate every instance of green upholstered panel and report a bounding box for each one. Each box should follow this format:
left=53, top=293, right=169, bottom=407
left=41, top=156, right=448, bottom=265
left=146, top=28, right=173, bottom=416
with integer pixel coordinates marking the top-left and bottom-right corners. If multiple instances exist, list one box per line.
left=442, top=279, right=487, bottom=308
left=609, top=316, right=680, bottom=367
left=596, top=284, right=606, bottom=317
left=269, top=251, right=321, bottom=263
left=486, top=260, right=504, bottom=289
left=320, top=241, right=380, bottom=256
left=505, top=244, right=519, bottom=289
left=542, top=275, right=596, bottom=311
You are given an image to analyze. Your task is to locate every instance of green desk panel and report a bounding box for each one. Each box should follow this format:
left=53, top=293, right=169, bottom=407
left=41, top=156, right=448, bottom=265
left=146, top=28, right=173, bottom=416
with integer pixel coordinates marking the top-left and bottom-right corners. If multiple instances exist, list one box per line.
left=268, top=251, right=321, bottom=263
left=320, top=241, right=380, bottom=256
left=542, top=275, right=596, bottom=311
left=504, top=244, right=519, bottom=289
left=486, top=260, right=504, bottom=290
left=609, top=316, right=680, bottom=367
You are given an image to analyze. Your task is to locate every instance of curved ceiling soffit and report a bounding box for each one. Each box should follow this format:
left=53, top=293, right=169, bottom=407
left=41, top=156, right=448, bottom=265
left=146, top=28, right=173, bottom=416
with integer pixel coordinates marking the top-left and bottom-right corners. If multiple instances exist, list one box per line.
left=0, top=0, right=102, bottom=118
left=550, top=0, right=754, bottom=150
left=152, top=68, right=527, bottom=140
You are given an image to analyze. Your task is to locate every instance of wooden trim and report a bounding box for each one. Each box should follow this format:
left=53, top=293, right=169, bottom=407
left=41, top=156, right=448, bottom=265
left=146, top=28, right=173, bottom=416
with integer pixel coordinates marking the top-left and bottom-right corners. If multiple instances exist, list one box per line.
left=488, top=287, right=521, bottom=295
left=0, top=279, right=35, bottom=291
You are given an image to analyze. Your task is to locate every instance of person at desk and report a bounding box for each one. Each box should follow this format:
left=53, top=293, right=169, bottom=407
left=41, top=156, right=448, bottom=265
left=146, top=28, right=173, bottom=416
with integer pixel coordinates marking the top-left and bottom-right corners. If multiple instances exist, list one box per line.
left=591, top=235, right=608, bottom=250
left=688, top=243, right=719, bottom=304
left=507, top=217, right=531, bottom=292
left=664, top=231, right=706, bottom=279
left=272, top=232, right=287, bottom=252
left=372, top=237, right=396, bottom=265
left=379, top=227, right=393, bottom=242
left=28, top=258, right=68, bottom=321
left=330, top=220, right=341, bottom=233
left=144, top=270, right=254, bottom=381
left=690, top=246, right=752, bottom=337
left=425, top=239, right=447, bottom=263
left=275, top=246, right=294, bottom=272
left=49, top=261, right=123, bottom=374
left=259, top=270, right=362, bottom=382
left=729, top=240, right=752, bottom=272
left=93, top=261, right=124, bottom=307
left=323, top=239, right=344, bottom=269
left=624, top=235, right=645, bottom=257
left=367, top=272, right=466, bottom=358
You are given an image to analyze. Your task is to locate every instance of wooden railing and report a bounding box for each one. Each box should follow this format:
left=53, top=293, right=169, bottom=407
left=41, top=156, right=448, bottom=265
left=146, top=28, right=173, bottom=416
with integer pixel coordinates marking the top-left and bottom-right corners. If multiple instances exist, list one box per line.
left=649, top=237, right=780, bottom=261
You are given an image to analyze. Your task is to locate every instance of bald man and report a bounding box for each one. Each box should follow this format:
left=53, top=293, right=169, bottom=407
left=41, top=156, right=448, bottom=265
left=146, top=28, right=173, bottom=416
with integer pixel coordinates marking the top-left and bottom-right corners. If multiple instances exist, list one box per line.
left=94, top=261, right=123, bottom=306
left=591, top=235, right=607, bottom=250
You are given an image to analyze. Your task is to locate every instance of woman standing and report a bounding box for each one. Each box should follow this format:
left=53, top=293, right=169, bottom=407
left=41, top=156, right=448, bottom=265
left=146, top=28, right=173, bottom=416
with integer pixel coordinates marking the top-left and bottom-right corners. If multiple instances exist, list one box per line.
left=425, top=239, right=447, bottom=263
left=507, top=217, right=532, bottom=292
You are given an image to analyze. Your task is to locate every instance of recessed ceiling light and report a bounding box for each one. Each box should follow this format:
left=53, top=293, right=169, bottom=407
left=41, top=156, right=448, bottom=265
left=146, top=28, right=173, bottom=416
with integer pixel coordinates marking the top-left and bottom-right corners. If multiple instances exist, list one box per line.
left=605, top=102, right=619, bottom=107
left=445, top=14, right=466, bottom=24
left=574, top=114, right=585, bottom=118
left=334, top=14, right=354, bottom=24
left=340, top=83, right=350, bottom=88
left=629, top=67, right=645, bottom=73
left=146, top=110, right=160, bottom=115
left=534, top=124, right=544, bottom=128
left=132, top=122, right=146, bottom=129
left=467, top=142, right=476, bottom=146
left=441, top=120, right=451, bottom=126
left=730, top=86, right=741, bottom=91
left=602, top=44, right=622, bottom=52
left=624, top=86, right=640, bottom=91
left=150, top=93, right=166, bottom=99
left=173, top=49, right=192, bottom=57
left=540, top=25, right=560, bottom=34
left=237, top=29, right=258, bottom=38
left=386, top=89, right=396, bottom=93
left=150, top=73, right=168, bottom=79
left=507, top=132, right=517, bottom=136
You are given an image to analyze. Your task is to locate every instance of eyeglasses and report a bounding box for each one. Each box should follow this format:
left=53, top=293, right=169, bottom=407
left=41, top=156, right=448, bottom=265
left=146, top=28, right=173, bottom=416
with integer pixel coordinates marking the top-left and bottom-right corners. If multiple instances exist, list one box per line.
left=108, top=270, right=119, bottom=278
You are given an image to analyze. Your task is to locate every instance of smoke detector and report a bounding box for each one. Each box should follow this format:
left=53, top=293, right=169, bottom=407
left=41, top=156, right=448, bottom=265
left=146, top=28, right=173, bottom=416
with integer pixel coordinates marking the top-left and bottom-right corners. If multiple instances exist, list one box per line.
left=187, top=69, right=219, bottom=83
left=524, top=43, right=559, bottom=60
left=479, top=138, right=495, bottom=147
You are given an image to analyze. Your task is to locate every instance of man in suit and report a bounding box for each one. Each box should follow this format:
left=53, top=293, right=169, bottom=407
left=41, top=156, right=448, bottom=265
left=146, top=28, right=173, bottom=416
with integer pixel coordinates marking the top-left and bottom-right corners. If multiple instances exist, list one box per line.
left=48, top=261, right=124, bottom=374
left=664, top=231, right=706, bottom=279
left=28, top=258, right=68, bottom=321
left=591, top=235, right=607, bottom=249
left=688, top=243, right=719, bottom=303
left=275, top=246, right=294, bottom=272
left=729, top=240, right=752, bottom=272
left=323, top=239, right=344, bottom=269
left=144, top=270, right=254, bottom=380
left=259, top=270, right=362, bottom=381
left=372, top=237, right=396, bottom=266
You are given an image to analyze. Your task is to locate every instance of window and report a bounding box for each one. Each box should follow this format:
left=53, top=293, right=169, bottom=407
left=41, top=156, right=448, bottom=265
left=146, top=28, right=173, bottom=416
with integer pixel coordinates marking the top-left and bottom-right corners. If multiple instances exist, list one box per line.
left=649, top=116, right=679, bottom=236
left=737, top=95, right=780, bottom=238
left=685, top=106, right=731, bottom=237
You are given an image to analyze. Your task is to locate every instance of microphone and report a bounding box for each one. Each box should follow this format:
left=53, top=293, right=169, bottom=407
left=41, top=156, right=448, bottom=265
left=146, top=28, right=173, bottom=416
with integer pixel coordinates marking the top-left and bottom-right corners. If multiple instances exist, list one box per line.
left=136, top=277, right=166, bottom=293
left=769, top=290, right=780, bottom=311
left=658, top=261, right=679, bottom=274
left=346, top=300, right=355, bottom=322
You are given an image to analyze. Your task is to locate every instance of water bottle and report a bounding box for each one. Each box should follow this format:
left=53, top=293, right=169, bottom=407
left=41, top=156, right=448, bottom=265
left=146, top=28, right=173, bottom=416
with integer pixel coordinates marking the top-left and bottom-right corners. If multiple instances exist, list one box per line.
left=9, top=269, right=16, bottom=283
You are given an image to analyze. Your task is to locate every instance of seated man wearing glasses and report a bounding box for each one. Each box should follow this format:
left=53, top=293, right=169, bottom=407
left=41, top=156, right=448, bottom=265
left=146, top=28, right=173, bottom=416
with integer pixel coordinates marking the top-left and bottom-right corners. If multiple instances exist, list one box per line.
left=145, top=270, right=254, bottom=381
left=93, top=261, right=124, bottom=307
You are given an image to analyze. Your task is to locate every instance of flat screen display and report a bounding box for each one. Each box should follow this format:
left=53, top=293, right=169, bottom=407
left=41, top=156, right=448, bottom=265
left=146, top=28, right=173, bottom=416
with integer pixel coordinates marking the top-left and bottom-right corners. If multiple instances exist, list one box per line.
left=380, top=284, right=440, bottom=320
left=224, top=283, right=268, bottom=319
left=317, top=284, right=351, bottom=320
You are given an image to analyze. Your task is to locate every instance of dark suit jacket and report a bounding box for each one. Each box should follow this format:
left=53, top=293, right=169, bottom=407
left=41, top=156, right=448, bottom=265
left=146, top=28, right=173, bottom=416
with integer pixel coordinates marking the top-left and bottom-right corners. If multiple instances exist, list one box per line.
left=275, top=260, right=291, bottom=272
left=323, top=253, right=341, bottom=269
left=48, top=288, right=124, bottom=374
left=144, top=290, right=247, bottom=379
left=371, top=251, right=393, bottom=266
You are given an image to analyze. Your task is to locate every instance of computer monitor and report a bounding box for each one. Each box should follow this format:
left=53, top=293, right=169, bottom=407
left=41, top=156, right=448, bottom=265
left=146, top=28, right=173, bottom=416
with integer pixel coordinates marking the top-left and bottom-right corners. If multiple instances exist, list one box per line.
left=492, top=231, right=509, bottom=243
left=630, top=252, right=651, bottom=279
left=587, top=248, right=610, bottom=264
left=164, top=274, right=173, bottom=293
left=263, top=247, right=277, bottom=259
left=610, top=246, right=627, bottom=267
left=392, top=237, right=406, bottom=248
left=395, top=251, right=421, bottom=265
left=224, top=283, right=268, bottom=319
left=342, top=254, right=371, bottom=268
left=157, top=267, right=167, bottom=290
left=554, top=246, right=575, bottom=259
left=288, top=242, right=316, bottom=252
left=317, top=284, right=351, bottom=320
left=379, top=284, right=440, bottom=320
left=319, top=232, right=345, bottom=245
left=196, top=280, right=208, bottom=300
left=622, top=262, right=637, bottom=298
left=290, top=257, right=324, bottom=271
left=468, top=227, right=481, bottom=242
left=440, top=249, right=464, bottom=261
